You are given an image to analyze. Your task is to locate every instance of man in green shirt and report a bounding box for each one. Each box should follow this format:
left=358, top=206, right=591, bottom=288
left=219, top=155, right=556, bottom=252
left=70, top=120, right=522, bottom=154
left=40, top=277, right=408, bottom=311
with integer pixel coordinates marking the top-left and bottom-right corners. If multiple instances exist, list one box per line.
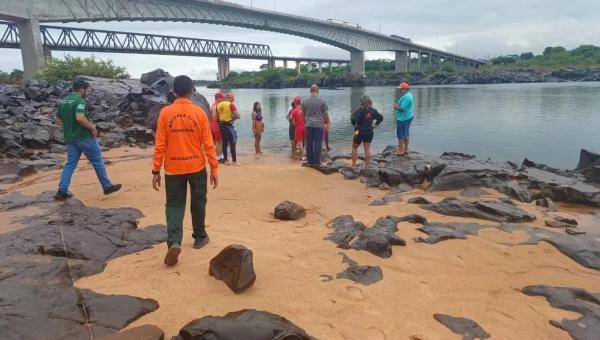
left=54, top=78, right=122, bottom=201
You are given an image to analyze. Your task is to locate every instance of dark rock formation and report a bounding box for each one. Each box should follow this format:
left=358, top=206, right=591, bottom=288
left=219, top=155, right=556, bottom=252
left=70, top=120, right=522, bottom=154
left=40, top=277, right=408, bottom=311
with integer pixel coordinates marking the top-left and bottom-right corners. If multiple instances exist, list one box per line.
left=370, top=193, right=403, bottom=206
left=0, top=192, right=166, bottom=339
left=97, top=325, right=165, bottom=340
left=173, top=309, right=314, bottom=340
left=544, top=216, right=578, bottom=229
left=536, top=197, right=558, bottom=212
left=433, top=314, right=490, bottom=340
left=335, top=253, right=383, bottom=286
left=576, top=149, right=600, bottom=183
left=274, top=201, right=306, bottom=220
left=460, top=187, right=491, bottom=198
left=416, top=223, right=488, bottom=244
left=423, top=197, right=536, bottom=223
left=340, top=167, right=359, bottom=180
left=522, top=285, right=600, bottom=340
left=325, top=215, right=421, bottom=258
left=209, top=245, right=256, bottom=294
left=407, top=196, right=434, bottom=205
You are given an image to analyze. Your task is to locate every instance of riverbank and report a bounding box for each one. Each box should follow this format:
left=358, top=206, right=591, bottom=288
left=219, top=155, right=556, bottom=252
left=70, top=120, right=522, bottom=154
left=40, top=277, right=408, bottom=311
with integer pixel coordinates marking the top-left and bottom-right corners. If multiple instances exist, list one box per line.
left=1, top=147, right=599, bottom=339
left=208, top=67, right=600, bottom=89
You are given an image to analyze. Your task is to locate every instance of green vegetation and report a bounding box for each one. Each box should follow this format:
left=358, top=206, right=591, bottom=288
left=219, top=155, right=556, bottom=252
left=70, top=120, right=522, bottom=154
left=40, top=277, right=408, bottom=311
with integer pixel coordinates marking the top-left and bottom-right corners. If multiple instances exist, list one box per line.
left=39, top=55, right=129, bottom=80
left=0, top=69, right=24, bottom=84
left=486, top=45, right=600, bottom=70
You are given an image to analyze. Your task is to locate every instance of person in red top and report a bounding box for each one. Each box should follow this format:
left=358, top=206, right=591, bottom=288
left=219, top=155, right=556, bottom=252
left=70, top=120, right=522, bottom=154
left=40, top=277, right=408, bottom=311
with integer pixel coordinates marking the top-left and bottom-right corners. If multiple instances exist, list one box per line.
left=210, top=92, right=224, bottom=162
left=290, top=96, right=305, bottom=160
left=152, top=75, right=219, bottom=266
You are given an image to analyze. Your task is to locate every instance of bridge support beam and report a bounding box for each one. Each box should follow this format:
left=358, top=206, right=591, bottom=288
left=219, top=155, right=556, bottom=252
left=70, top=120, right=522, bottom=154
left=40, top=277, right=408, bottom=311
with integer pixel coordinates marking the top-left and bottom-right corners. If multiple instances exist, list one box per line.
left=417, top=51, right=422, bottom=72
left=296, top=61, right=301, bottom=74
left=283, top=60, right=288, bottom=69
left=350, top=51, right=365, bottom=76
left=394, top=50, right=408, bottom=73
left=267, top=59, right=276, bottom=70
left=329, top=62, right=333, bottom=73
left=217, top=57, right=230, bottom=81
left=428, top=53, right=432, bottom=71
left=17, top=19, right=46, bottom=79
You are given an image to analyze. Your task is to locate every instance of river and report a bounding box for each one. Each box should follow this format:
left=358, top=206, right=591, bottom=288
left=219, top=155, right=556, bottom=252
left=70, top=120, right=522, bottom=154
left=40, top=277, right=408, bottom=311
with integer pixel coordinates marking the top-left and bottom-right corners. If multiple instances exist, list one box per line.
left=197, top=82, right=600, bottom=169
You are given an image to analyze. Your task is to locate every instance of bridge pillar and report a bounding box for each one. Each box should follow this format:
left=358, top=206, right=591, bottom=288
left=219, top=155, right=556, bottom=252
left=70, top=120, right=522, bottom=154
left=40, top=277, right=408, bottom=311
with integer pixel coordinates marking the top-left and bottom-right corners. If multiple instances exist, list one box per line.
left=296, top=61, right=301, bottom=74
left=417, top=51, right=422, bottom=72
left=350, top=51, right=365, bottom=76
left=267, top=59, right=276, bottom=70
left=17, top=19, right=46, bottom=79
left=329, top=62, right=333, bottom=73
left=394, top=50, right=408, bottom=73
left=428, top=53, right=432, bottom=72
left=217, top=57, right=230, bottom=81
left=43, top=47, right=52, bottom=62
left=283, top=60, right=288, bottom=69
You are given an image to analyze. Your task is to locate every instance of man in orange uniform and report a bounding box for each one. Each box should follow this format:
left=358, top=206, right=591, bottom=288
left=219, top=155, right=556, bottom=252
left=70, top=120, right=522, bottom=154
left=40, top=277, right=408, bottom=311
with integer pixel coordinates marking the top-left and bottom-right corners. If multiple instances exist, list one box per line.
left=152, top=75, right=219, bottom=266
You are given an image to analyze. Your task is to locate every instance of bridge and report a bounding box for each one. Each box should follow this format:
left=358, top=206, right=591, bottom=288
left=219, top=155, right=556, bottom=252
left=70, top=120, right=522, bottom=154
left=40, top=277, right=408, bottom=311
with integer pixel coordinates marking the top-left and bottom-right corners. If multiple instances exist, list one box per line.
left=0, top=0, right=484, bottom=78
left=0, top=21, right=350, bottom=79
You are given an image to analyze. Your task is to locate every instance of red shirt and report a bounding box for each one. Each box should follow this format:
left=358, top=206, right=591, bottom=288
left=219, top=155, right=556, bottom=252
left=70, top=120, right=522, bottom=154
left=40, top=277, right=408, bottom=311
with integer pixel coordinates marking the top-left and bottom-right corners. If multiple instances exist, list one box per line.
left=291, top=107, right=304, bottom=128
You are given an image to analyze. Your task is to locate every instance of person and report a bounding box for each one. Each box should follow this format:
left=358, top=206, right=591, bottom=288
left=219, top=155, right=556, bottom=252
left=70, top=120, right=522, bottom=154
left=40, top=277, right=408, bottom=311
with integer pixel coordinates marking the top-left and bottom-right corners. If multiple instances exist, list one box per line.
left=394, top=82, right=414, bottom=156
left=351, top=95, right=383, bottom=168
left=288, top=101, right=296, bottom=158
left=217, top=93, right=241, bottom=165
left=152, top=75, right=219, bottom=267
left=54, top=78, right=122, bottom=201
left=302, top=84, right=330, bottom=167
left=322, top=122, right=331, bottom=152
left=290, top=97, right=305, bottom=160
left=251, top=102, right=265, bottom=154
left=211, top=92, right=224, bottom=162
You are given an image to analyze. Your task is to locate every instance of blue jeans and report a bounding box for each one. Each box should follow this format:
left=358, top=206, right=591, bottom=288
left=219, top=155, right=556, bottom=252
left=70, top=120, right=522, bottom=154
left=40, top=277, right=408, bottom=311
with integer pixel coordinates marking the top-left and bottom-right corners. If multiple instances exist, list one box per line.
left=396, top=118, right=413, bottom=140
left=58, top=137, right=113, bottom=193
left=306, top=127, right=323, bottom=166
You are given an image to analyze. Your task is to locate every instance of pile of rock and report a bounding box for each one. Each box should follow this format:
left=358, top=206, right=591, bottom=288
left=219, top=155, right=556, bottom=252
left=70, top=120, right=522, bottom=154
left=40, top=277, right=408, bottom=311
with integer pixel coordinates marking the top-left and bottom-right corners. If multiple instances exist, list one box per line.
left=0, top=69, right=210, bottom=184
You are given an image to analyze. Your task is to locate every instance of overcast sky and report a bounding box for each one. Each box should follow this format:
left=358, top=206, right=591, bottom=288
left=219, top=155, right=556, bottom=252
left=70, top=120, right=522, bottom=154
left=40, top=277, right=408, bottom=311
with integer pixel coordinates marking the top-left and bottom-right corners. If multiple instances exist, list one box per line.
left=1, top=0, right=599, bottom=79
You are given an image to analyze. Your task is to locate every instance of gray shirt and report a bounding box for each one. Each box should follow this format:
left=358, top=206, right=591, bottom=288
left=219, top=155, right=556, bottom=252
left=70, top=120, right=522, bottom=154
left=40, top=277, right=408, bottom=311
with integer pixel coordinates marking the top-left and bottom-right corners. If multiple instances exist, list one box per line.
left=302, top=95, right=329, bottom=128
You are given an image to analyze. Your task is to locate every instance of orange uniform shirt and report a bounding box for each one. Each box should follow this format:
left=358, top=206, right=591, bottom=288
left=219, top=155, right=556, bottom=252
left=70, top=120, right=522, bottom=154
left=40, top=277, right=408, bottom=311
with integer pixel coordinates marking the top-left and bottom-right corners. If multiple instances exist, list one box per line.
left=152, top=98, right=219, bottom=176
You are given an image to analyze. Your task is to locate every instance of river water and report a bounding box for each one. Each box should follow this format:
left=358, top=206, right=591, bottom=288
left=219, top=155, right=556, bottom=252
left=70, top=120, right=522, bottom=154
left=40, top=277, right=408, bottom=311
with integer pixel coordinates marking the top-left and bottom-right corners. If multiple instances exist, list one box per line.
left=197, top=82, right=600, bottom=169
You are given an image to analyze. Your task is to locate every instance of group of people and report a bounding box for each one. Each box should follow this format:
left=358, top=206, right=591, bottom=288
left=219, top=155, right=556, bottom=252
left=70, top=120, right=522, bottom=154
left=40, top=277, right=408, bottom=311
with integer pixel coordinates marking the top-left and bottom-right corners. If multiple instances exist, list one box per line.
left=52, top=76, right=414, bottom=266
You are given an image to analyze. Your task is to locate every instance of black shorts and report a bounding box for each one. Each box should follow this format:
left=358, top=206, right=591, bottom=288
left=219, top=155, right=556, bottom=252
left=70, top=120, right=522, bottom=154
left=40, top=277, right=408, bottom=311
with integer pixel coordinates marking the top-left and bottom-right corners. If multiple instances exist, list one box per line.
left=289, top=124, right=295, bottom=141
left=353, top=130, right=374, bottom=145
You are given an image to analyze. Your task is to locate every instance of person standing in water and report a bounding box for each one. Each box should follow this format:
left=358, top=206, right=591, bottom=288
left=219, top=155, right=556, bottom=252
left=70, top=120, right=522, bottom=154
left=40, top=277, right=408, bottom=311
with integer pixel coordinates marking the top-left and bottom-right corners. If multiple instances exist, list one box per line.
left=288, top=101, right=296, bottom=158
left=211, top=92, right=224, bottom=162
left=251, top=102, right=265, bottom=154
left=54, top=78, right=122, bottom=201
left=302, top=84, right=330, bottom=167
left=394, top=82, right=414, bottom=156
left=152, top=75, right=219, bottom=266
left=351, top=95, right=383, bottom=168
left=217, top=93, right=241, bottom=165
left=290, top=97, right=305, bottom=160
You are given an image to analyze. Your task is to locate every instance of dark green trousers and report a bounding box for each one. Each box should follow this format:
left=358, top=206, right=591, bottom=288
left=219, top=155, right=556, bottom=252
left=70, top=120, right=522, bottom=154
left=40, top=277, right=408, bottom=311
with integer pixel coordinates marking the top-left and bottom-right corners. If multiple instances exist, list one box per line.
left=165, top=169, right=208, bottom=247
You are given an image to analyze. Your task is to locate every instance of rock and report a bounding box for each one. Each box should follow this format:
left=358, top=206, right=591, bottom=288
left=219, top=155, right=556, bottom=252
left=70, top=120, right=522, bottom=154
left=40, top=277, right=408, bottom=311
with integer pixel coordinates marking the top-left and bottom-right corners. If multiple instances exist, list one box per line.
left=173, top=309, right=313, bottom=340
left=316, top=160, right=347, bottom=175
left=416, top=223, right=488, bottom=244
left=140, top=69, right=174, bottom=90
left=408, top=196, right=433, bottom=205
left=369, top=199, right=387, bottom=207
left=434, top=314, right=490, bottom=340
left=423, top=197, right=536, bottom=223
left=340, top=167, right=359, bottom=180
left=0, top=192, right=167, bottom=339
left=396, top=183, right=414, bottom=193
left=22, top=126, right=51, bottom=149
left=535, top=197, right=558, bottom=212
left=576, top=149, right=600, bottom=170
left=335, top=253, right=383, bottom=286
left=97, top=325, right=165, bottom=340
left=325, top=215, right=366, bottom=248
left=0, top=174, right=20, bottom=184
left=209, top=245, right=256, bottom=294
left=274, top=201, right=306, bottom=220
left=383, top=193, right=402, bottom=203
left=125, top=126, right=154, bottom=143
left=522, top=285, right=600, bottom=340
left=544, top=216, right=578, bottom=229
left=566, top=229, right=586, bottom=236
left=348, top=216, right=407, bottom=258
left=460, top=186, right=490, bottom=198
left=379, top=182, right=391, bottom=190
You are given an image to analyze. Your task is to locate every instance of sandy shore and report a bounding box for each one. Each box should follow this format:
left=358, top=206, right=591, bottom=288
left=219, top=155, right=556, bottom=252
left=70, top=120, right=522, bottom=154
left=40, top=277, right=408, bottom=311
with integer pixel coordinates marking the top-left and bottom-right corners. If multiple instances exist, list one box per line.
left=2, top=147, right=599, bottom=339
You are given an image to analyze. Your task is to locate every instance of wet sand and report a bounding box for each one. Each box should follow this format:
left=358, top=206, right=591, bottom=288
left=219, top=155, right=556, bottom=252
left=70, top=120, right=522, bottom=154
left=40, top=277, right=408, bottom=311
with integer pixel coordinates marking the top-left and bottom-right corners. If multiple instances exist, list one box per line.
left=2, top=147, right=599, bottom=339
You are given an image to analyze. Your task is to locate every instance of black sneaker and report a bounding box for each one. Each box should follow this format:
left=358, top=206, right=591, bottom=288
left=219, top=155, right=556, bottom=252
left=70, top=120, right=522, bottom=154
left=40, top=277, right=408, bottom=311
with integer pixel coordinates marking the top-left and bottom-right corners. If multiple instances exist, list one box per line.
left=54, top=191, right=70, bottom=201
left=103, top=184, right=122, bottom=195
left=193, top=236, right=210, bottom=249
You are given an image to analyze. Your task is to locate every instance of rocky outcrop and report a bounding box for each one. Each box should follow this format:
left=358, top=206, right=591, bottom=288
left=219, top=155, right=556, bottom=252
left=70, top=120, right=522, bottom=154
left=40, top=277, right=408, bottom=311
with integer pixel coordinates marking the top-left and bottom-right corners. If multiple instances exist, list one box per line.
left=433, top=314, right=490, bottom=340
left=173, top=309, right=314, bottom=340
left=209, top=245, right=256, bottom=294
left=522, top=285, right=600, bottom=340
left=423, top=198, right=536, bottom=223
left=0, top=192, right=167, bottom=339
left=335, top=253, right=383, bottom=286
left=97, top=325, right=165, bottom=340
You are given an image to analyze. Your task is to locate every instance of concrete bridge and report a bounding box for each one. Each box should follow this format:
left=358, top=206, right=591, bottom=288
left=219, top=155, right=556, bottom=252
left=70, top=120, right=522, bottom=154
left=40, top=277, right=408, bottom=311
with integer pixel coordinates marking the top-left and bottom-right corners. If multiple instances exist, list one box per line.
left=0, top=21, right=350, bottom=79
left=0, top=0, right=484, bottom=78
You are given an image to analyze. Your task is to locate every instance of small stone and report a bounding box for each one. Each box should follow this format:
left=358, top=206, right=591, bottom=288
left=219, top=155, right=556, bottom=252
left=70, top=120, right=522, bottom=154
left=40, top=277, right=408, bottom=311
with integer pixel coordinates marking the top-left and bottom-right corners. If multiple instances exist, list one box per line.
left=335, top=253, right=383, bottom=286
left=209, top=245, right=256, bottom=294
left=383, top=193, right=402, bottom=203
left=536, top=197, right=559, bottom=212
left=274, top=201, right=306, bottom=220
left=369, top=199, right=387, bottom=207
left=565, top=228, right=586, bottom=236
left=433, top=314, right=490, bottom=339
left=379, top=183, right=391, bottom=190
left=408, top=197, right=433, bottom=205
left=396, top=183, right=414, bottom=193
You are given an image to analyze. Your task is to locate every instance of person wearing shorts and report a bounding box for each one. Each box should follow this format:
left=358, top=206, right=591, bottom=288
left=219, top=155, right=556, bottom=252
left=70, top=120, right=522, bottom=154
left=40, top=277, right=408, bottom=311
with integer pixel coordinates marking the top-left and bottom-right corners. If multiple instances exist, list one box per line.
left=211, top=92, right=224, bottom=162
left=290, top=97, right=305, bottom=160
left=288, top=101, right=296, bottom=157
left=394, top=82, right=414, bottom=156
left=351, top=95, right=383, bottom=168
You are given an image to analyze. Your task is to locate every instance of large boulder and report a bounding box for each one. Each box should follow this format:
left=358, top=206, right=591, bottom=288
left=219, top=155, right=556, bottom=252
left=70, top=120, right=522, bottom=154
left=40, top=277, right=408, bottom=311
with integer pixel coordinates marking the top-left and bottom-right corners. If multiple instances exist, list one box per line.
left=173, top=309, right=313, bottom=340
left=209, top=245, right=256, bottom=294
left=140, top=69, right=174, bottom=90
left=22, top=126, right=51, bottom=149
